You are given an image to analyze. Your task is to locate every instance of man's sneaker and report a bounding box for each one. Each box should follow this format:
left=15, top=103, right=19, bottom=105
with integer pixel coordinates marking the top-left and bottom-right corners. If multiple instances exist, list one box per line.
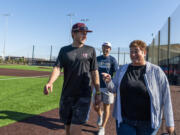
left=98, top=127, right=105, bottom=135
left=97, top=112, right=103, bottom=126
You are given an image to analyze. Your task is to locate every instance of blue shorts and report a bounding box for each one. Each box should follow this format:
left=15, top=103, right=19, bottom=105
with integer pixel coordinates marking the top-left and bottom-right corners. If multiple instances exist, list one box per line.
left=116, top=118, right=160, bottom=135
left=59, top=96, right=91, bottom=125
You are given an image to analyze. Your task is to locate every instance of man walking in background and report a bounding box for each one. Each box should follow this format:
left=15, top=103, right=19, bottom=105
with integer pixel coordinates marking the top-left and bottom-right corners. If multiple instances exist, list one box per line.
left=92, top=42, right=118, bottom=135
left=44, top=23, right=101, bottom=135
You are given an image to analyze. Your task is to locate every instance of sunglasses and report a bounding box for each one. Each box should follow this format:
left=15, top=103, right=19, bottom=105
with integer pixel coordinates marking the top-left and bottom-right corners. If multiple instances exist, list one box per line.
left=73, top=26, right=89, bottom=31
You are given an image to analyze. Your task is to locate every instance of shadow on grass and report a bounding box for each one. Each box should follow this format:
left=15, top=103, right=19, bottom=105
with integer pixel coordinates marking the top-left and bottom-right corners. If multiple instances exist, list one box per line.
left=0, top=110, right=64, bottom=130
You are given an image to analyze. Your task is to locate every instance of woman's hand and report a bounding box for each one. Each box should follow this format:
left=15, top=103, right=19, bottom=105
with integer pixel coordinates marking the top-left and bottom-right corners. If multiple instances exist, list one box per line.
left=101, top=73, right=112, bottom=83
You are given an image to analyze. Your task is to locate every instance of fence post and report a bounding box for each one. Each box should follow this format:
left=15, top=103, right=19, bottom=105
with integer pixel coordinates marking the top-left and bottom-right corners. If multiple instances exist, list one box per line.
left=32, top=45, right=35, bottom=64
left=167, top=17, right=171, bottom=80
left=158, top=31, right=160, bottom=65
left=118, top=47, right=120, bottom=65
left=50, top=45, right=52, bottom=61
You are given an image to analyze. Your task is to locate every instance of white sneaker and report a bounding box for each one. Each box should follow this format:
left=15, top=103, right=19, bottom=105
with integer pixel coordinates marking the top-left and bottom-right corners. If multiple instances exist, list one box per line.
left=98, top=127, right=105, bottom=135
left=97, top=112, right=103, bottom=126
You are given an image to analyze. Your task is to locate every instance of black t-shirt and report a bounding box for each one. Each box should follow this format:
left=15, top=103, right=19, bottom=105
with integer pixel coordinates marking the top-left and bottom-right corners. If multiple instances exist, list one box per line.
left=54, top=45, right=98, bottom=98
left=120, top=64, right=151, bottom=121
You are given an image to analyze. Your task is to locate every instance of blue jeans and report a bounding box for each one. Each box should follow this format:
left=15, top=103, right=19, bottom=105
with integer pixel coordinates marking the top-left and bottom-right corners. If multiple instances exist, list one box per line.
left=116, top=118, right=160, bottom=135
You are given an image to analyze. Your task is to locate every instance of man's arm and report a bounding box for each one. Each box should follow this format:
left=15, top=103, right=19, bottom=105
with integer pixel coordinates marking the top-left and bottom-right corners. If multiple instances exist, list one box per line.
left=91, top=70, right=100, bottom=92
left=44, top=66, right=61, bottom=95
left=91, top=70, right=101, bottom=105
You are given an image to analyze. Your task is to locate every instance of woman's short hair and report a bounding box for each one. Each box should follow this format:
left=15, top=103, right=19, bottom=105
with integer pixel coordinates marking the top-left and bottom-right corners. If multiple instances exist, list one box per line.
left=129, top=40, right=147, bottom=51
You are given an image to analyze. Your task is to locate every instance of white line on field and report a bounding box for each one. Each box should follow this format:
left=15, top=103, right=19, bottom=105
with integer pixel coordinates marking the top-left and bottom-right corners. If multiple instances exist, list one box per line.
left=0, top=75, right=49, bottom=80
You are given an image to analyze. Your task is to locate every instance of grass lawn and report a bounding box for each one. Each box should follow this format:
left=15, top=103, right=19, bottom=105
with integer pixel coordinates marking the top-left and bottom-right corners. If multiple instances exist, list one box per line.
left=0, top=75, right=63, bottom=127
left=0, top=76, right=19, bottom=79
left=0, top=64, right=53, bottom=72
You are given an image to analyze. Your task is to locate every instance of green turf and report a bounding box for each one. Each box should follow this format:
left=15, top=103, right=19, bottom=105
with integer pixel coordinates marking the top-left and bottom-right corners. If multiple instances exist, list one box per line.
left=0, top=76, right=63, bottom=127
left=0, top=76, right=21, bottom=79
left=0, top=64, right=53, bottom=72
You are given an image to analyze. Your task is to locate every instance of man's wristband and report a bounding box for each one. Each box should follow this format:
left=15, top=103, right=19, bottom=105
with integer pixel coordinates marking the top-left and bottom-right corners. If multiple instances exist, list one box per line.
left=96, top=91, right=101, bottom=95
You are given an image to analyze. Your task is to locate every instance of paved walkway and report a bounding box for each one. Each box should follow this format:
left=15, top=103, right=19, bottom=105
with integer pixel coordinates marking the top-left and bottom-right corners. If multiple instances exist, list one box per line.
left=157, top=86, right=180, bottom=134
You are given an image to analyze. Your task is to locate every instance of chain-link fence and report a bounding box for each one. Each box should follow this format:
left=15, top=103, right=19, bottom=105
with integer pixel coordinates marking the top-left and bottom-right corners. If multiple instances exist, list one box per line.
left=1, top=45, right=61, bottom=66
left=95, top=47, right=130, bottom=66
left=1, top=45, right=130, bottom=66
left=148, top=5, right=180, bottom=85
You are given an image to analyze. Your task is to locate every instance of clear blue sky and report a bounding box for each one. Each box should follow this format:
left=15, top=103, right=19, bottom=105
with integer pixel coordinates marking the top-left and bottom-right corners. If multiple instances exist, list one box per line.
left=0, top=0, right=179, bottom=59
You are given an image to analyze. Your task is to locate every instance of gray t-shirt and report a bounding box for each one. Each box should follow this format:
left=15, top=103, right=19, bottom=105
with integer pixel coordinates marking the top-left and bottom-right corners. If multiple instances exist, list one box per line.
left=54, top=45, right=98, bottom=97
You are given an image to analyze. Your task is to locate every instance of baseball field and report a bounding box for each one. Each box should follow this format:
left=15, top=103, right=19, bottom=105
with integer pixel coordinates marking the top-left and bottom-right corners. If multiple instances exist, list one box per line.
left=0, top=65, right=179, bottom=135
left=0, top=65, right=63, bottom=127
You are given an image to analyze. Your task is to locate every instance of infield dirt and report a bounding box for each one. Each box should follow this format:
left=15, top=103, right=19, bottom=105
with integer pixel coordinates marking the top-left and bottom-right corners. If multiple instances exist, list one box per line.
left=0, top=68, right=50, bottom=77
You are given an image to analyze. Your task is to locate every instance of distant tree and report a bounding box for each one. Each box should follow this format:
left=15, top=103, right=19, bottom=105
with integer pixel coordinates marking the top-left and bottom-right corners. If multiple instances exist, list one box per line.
left=19, top=58, right=23, bottom=64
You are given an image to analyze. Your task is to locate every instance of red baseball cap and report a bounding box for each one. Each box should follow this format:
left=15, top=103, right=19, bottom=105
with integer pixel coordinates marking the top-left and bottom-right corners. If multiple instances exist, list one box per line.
left=72, top=23, right=93, bottom=32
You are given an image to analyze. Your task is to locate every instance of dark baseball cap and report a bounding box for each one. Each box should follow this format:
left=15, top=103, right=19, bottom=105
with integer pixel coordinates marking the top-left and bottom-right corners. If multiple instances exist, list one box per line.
left=72, top=23, right=92, bottom=32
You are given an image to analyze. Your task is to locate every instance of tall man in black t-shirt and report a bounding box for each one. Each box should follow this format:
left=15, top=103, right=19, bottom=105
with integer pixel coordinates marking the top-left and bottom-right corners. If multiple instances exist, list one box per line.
left=44, top=23, right=101, bottom=135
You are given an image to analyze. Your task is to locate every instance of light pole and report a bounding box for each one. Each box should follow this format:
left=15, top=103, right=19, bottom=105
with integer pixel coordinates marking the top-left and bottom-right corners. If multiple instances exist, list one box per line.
left=67, top=13, right=75, bottom=43
left=96, top=48, right=102, bottom=56
left=2, top=13, right=11, bottom=60
left=80, top=18, right=89, bottom=23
